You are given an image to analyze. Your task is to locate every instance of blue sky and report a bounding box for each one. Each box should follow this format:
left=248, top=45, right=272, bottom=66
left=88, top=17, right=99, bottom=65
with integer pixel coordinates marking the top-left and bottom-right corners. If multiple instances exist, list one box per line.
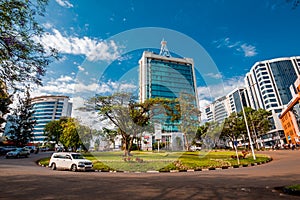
left=33, top=0, right=300, bottom=114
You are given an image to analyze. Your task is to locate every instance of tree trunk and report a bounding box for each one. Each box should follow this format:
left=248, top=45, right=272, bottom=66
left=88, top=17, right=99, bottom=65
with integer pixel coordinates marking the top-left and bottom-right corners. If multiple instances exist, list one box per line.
left=123, top=136, right=133, bottom=156
left=184, top=132, right=189, bottom=151
left=128, top=137, right=134, bottom=156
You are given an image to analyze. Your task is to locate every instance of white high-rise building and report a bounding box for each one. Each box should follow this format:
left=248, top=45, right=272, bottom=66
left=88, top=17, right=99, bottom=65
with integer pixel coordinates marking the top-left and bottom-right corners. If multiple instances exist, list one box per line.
left=226, top=87, right=249, bottom=114
left=245, top=56, right=300, bottom=144
left=205, top=96, right=230, bottom=124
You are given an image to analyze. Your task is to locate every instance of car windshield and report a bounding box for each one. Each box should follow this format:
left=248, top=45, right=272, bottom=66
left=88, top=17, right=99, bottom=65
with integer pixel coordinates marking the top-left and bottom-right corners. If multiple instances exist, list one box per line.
left=16, top=148, right=23, bottom=151
left=71, top=154, right=84, bottom=159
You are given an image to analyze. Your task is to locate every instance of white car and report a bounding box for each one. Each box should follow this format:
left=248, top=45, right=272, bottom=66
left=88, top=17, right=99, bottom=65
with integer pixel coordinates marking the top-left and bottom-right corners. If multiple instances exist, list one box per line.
left=49, top=152, right=93, bottom=172
left=190, top=146, right=201, bottom=151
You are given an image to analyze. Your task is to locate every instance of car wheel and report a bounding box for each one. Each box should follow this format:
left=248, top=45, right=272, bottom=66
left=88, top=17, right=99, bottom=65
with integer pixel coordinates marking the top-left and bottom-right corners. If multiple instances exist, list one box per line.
left=51, top=163, right=56, bottom=170
left=16, top=154, right=20, bottom=158
left=71, top=164, right=77, bottom=172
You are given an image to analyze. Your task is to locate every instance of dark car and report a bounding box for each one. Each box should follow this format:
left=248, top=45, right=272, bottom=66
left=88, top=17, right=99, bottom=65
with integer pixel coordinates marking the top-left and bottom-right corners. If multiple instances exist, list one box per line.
left=0, top=147, right=7, bottom=155
left=6, top=148, right=30, bottom=158
left=0, top=146, right=17, bottom=155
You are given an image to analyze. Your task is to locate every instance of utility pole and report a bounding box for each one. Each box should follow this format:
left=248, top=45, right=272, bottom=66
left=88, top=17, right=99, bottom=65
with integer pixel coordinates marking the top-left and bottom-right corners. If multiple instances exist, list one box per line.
left=238, top=89, right=256, bottom=160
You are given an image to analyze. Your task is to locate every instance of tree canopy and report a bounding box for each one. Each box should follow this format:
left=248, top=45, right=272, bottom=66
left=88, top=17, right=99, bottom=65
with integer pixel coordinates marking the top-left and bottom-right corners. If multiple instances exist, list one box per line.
left=44, top=117, right=94, bottom=152
left=175, top=92, right=201, bottom=150
left=7, top=88, right=35, bottom=146
left=0, top=82, right=12, bottom=133
left=0, top=0, right=58, bottom=89
left=87, top=92, right=177, bottom=156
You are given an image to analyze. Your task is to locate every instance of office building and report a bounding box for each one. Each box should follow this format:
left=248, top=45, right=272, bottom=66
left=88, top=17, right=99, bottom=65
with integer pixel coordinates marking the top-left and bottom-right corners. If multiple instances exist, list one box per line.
left=139, top=40, right=199, bottom=150
left=244, top=56, right=300, bottom=146
left=204, top=88, right=249, bottom=124
left=226, top=87, right=249, bottom=114
left=211, top=96, right=230, bottom=123
left=31, top=95, right=72, bottom=143
left=280, top=77, right=300, bottom=145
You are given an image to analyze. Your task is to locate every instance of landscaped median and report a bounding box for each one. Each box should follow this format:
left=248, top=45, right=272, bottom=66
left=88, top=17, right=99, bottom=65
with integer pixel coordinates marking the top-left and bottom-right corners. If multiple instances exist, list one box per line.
left=38, top=150, right=272, bottom=173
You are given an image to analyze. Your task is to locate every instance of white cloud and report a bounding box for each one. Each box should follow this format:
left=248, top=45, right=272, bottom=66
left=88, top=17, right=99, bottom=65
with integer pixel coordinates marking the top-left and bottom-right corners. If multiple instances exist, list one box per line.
left=198, top=76, right=245, bottom=104
left=38, top=29, right=120, bottom=61
left=205, top=72, right=223, bottom=79
left=213, top=37, right=258, bottom=57
left=56, top=75, right=73, bottom=82
left=55, top=0, right=73, bottom=8
left=31, top=75, right=137, bottom=99
left=240, top=44, right=258, bottom=57
left=71, top=96, right=104, bottom=130
left=78, top=66, right=85, bottom=71
left=42, top=22, right=53, bottom=29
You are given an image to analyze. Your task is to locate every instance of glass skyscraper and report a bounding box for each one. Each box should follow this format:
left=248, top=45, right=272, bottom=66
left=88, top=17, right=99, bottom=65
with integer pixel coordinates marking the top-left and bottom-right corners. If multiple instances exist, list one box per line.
left=31, top=95, right=72, bottom=143
left=139, top=49, right=199, bottom=134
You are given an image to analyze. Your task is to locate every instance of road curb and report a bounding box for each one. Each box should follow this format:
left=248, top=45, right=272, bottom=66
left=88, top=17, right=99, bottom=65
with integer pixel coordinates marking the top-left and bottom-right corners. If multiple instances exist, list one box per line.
left=37, top=156, right=273, bottom=173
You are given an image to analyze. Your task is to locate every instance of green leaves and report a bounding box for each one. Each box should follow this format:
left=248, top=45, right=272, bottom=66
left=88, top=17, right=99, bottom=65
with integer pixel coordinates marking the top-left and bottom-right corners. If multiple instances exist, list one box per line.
left=0, top=0, right=58, bottom=90
left=6, top=87, right=35, bottom=146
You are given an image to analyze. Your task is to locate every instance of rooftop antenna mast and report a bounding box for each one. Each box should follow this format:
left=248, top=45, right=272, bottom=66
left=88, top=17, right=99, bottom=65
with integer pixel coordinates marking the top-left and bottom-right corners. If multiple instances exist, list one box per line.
left=159, top=38, right=171, bottom=57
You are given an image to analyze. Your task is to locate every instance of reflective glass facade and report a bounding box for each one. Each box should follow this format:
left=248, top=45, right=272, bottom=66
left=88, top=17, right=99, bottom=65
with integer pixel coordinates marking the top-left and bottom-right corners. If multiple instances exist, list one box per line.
left=139, top=51, right=199, bottom=133
left=30, top=96, right=72, bottom=143
left=270, top=60, right=298, bottom=105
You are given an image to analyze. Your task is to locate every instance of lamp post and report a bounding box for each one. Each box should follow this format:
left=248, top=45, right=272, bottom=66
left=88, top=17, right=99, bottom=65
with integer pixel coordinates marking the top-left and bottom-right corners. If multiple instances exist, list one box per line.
left=238, top=89, right=256, bottom=160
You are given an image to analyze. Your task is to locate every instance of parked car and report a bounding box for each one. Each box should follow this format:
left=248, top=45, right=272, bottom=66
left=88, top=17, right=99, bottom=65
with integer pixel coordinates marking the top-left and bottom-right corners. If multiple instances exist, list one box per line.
left=190, top=146, right=201, bottom=151
left=0, top=147, right=7, bottom=155
left=49, top=152, right=93, bottom=172
left=40, top=146, right=49, bottom=152
left=24, top=146, right=36, bottom=153
left=0, top=146, right=17, bottom=155
left=6, top=148, right=30, bottom=158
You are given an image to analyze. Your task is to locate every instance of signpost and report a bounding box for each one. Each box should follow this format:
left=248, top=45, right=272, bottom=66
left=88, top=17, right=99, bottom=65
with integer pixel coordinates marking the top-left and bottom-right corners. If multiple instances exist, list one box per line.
left=233, top=141, right=240, bottom=165
left=155, top=123, right=162, bottom=152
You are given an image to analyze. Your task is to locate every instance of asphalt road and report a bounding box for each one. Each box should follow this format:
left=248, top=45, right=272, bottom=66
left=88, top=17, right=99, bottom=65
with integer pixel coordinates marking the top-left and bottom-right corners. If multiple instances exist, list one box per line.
left=0, top=150, right=299, bottom=200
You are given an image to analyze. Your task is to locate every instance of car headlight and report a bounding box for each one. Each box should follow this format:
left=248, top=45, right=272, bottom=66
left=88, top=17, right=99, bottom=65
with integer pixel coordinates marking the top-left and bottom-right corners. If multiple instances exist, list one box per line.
left=78, top=162, right=84, bottom=165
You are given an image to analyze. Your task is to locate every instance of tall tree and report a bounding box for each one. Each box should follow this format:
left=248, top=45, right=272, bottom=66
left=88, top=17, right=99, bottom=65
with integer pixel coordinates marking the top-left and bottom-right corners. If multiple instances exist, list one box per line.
left=220, top=112, right=245, bottom=148
left=200, top=121, right=223, bottom=149
left=0, top=0, right=58, bottom=90
left=101, top=127, right=118, bottom=150
left=44, top=118, right=67, bottom=145
left=244, top=107, right=272, bottom=149
left=8, top=88, right=35, bottom=146
left=44, top=117, right=94, bottom=151
left=175, top=92, right=201, bottom=151
left=194, top=122, right=210, bottom=146
left=0, top=81, right=12, bottom=134
left=60, top=118, right=82, bottom=152
left=76, top=124, right=94, bottom=151
left=87, top=92, right=175, bottom=156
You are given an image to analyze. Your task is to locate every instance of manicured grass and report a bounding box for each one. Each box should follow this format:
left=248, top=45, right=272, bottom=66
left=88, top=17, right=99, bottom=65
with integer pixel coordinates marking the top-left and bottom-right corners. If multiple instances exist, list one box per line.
left=285, top=184, right=300, bottom=190
left=284, top=184, right=300, bottom=194
left=38, top=150, right=271, bottom=172
left=38, top=157, right=51, bottom=166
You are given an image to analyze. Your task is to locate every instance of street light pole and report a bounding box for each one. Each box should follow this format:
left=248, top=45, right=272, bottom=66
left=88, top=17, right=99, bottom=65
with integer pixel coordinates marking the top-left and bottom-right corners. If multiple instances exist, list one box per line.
left=238, top=90, right=256, bottom=160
